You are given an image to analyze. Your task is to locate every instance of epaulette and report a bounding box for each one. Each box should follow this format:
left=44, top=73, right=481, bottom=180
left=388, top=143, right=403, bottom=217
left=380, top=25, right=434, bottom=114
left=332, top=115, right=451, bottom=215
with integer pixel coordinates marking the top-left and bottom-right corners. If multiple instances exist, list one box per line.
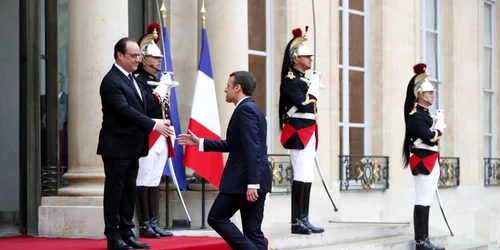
left=286, top=71, right=296, bottom=80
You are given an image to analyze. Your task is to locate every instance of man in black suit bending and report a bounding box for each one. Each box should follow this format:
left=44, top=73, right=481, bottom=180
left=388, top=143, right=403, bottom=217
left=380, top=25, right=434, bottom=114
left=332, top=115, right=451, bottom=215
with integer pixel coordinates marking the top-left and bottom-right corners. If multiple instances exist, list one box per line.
left=178, top=71, right=272, bottom=250
left=97, top=37, right=173, bottom=250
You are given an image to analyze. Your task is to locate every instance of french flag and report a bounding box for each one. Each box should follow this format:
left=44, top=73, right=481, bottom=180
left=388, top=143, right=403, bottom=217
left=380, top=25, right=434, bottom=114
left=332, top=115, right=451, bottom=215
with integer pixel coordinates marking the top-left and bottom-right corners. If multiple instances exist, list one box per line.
left=183, top=27, right=224, bottom=189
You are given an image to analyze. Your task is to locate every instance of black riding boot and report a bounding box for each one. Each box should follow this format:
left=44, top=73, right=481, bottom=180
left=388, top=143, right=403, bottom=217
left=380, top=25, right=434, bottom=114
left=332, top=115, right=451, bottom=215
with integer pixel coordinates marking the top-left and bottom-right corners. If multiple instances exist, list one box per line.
left=414, top=205, right=434, bottom=250
left=302, top=183, right=324, bottom=233
left=136, top=186, right=160, bottom=238
left=423, top=206, right=445, bottom=250
left=148, top=186, right=173, bottom=237
left=291, top=181, right=312, bottom=235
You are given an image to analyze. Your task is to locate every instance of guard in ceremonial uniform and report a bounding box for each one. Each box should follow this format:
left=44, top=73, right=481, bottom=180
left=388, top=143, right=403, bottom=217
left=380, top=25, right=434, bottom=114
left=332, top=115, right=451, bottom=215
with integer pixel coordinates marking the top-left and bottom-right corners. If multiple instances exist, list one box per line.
left=134, top=23, right=174, bottom=238
left=278, top=26, right=324, bottom=235
left=402, top=63, right=446, bottom=250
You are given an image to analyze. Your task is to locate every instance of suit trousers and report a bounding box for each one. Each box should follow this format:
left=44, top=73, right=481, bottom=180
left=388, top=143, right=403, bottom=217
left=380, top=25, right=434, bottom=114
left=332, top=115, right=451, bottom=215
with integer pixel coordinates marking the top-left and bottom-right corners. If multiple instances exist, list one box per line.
left=208, top=193, right=267, bottom=250
left=102, top=157, right=140, bottom=239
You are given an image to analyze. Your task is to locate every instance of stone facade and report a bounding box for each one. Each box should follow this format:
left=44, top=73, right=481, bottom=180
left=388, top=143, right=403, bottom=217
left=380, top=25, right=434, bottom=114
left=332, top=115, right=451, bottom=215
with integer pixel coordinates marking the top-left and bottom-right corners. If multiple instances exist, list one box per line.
left=39, top=0, right=500, bottom=245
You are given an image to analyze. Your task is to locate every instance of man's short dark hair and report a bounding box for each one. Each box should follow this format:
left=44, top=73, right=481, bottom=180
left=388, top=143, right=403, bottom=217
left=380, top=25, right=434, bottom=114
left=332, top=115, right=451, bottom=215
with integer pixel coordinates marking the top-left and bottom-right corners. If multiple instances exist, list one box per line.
left=229, top=71, right=256, bottom=96
left=114, top=37, right=137, bottom=60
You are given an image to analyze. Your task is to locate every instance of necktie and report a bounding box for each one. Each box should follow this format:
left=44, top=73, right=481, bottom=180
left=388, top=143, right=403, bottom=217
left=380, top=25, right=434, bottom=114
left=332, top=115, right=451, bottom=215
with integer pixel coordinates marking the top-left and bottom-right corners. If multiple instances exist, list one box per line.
left=128, top=73, right=142, bottom=101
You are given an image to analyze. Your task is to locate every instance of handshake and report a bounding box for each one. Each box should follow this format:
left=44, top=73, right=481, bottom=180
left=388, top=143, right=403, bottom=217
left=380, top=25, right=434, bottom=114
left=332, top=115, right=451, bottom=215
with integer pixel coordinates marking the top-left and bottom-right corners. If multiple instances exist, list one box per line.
left=150, top=72, right=179, bottom=102
left=433, top=109, right=447, bottom=132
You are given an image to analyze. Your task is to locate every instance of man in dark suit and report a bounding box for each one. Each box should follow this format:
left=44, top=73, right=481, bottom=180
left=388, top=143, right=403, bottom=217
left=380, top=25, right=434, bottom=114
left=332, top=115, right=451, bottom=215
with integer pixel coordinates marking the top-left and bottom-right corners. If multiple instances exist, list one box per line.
left=97, top=37, right=174, bottom=250
left=178, top=71, right=272, bottom=250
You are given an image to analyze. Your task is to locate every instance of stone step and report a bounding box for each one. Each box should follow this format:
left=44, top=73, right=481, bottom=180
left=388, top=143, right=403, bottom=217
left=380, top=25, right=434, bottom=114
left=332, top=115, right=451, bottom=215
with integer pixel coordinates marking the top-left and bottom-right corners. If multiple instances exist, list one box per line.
left=296, top=235, right=488, bottom=250
left=169, top=221, right=492, bottom=250
left=264, top=222, right=411, bottom=249
left=171, top=221, right=411, bottom=249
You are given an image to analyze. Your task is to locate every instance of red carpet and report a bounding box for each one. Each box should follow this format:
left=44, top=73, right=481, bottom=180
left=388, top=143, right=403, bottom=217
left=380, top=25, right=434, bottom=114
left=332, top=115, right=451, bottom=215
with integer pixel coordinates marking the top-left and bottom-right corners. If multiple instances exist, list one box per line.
left=0, top=235, right=267, bottom=250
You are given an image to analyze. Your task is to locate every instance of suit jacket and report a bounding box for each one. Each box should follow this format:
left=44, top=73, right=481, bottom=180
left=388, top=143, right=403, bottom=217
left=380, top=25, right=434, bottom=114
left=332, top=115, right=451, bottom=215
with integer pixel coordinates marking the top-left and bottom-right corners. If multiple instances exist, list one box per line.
left=203, top=98, right=272, bottom=194
left=97, top=64, right=160, bottom=159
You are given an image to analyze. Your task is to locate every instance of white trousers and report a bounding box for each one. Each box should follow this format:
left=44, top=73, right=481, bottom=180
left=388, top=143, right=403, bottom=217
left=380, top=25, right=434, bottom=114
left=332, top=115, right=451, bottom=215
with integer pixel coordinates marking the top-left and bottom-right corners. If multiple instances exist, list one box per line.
left=137, top=125, right=175, bottom=187
left=289, top=132, right=316, bottom=183
left=414, top=159, right=440, bottom=206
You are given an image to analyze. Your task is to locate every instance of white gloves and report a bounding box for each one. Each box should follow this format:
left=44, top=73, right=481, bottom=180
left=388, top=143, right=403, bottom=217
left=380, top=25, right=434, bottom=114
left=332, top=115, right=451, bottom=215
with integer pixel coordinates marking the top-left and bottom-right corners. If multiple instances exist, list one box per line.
left=160, top=72, right=179, bottom=88
left=304, top=71, right=325, bottom=101
left=433, top=109, right=446, bottom=132
left=152, top=72, right=179, bottom=102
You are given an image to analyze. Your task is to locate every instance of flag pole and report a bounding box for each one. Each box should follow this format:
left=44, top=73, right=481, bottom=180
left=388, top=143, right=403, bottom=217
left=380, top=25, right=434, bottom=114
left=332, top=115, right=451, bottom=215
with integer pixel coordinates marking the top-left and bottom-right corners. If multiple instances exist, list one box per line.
left=201, top=0, right=206, bottom=29
left=199, top=0, right=207, bottom=230
left=155, top=0, right=192, bottom=225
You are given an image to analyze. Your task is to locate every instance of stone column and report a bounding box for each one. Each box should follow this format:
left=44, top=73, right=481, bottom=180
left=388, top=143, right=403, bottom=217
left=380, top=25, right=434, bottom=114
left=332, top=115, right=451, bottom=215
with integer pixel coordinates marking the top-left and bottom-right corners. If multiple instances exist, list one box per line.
left=38, top=0, right=128, bottom=238
left=204, top=0, right=248, bottom=136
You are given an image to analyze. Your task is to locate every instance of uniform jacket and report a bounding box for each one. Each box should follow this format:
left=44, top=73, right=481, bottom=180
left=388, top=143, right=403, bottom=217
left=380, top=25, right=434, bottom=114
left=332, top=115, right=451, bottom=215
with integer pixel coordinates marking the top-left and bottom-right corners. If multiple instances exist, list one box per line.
left=408, top=104, right=441, bottom=175
left=134, top=70, right=172, bottom=121
left=279, top=67, right=318, bottom=150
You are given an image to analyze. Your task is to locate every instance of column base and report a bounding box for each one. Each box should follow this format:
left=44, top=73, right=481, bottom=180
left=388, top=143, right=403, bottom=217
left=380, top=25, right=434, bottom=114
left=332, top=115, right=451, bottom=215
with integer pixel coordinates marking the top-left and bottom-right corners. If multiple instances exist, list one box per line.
left=57, top=171, right=105, bottom=196
left=38, top=197, right=105, bottom=239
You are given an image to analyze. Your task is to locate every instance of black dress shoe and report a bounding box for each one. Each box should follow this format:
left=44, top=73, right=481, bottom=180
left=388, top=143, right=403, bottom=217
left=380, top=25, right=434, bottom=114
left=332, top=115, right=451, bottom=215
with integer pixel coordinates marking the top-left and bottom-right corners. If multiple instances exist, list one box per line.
left=302, top=216, right=325, bottom=233
left=139, top=224, right=160, bottom=238
left=425, top=237, right=446, bottom=250
left=151, top=225, right=174, bottom=237
left=291, top=219, right=312, bottom=235
left=107, top=239, right=133, bottom=250
left=122, top=236, right=151, bottom=249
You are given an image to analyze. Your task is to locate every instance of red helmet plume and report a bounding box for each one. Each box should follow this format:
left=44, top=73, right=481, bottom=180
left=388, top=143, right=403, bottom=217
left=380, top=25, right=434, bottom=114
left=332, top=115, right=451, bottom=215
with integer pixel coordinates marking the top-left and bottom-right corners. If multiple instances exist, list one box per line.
left=146, top=22, right=161, bottom=44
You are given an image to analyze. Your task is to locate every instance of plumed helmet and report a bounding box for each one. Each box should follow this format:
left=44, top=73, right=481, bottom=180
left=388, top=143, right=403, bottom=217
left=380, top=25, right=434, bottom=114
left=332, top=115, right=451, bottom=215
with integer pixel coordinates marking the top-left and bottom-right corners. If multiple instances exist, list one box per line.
left=138, top=22, right=163, bottom=59
left=412, top=63, right=435, bottom=97
left=280, top=26, right=313, bottom=80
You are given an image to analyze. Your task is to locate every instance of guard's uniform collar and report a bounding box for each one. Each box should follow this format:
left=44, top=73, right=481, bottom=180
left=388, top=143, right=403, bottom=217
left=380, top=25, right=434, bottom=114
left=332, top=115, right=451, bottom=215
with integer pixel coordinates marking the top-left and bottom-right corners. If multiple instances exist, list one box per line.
left=292, top=67, right=306, bottom=77
left=416, top=104, right=430, bottom=113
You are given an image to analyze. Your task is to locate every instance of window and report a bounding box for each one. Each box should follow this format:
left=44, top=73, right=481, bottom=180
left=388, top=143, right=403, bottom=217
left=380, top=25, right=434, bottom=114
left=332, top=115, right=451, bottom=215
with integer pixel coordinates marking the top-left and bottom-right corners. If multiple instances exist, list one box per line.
left=248, top=0, right=273, bottom=149
left=339, top=0, right=370, bottom=155
left=483, top=0, right=496, bottom=157
left=422, top=0, right=443, bottom=112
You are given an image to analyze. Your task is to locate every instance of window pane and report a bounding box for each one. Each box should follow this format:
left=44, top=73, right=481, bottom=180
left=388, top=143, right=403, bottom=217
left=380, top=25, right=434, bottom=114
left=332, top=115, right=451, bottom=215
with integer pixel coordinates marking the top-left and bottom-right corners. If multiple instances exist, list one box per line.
left=425, top=32, right=437, bottom=78
left=349, top=13, right=364, bottom=67
left=339, top=10, right=343, bottom=65
left=484, top=47, right=492, bottom=90
left=339, top=126, right=343, bottom=155
left=128, top=0, right=143, bottom=40
left=484, top=92, right=492, bottom=134
left=339, top=68, right=343, bottom=122
left=349, top=0, right=363, bottom=11
left=249, top=55, right=266, bottom=115
left=248, top=0, right=266, bottom=51
left=484, top=3, right=492, bottom=46
left=349, top=127, right=364, bottom=155
left=426, top=0, right=436, bottom=30
left=339, top=0, right=343, bottom=7
left=349, top=70, right=364, bottom=123
left=484, top=136, right=491, bottom=158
